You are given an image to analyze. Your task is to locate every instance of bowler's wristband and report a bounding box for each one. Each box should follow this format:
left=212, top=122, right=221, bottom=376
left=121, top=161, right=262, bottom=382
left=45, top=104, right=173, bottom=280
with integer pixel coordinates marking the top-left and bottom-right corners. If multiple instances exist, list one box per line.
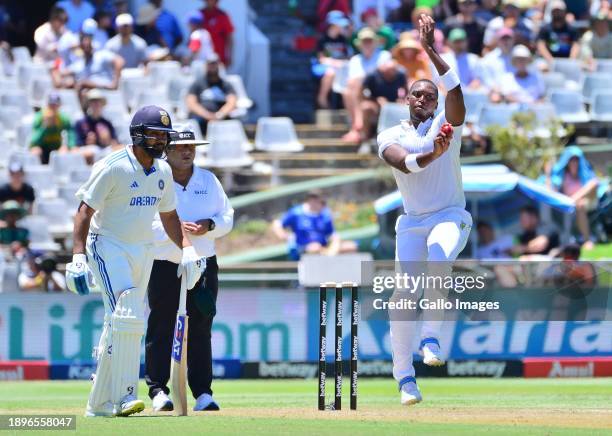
left=441, top=69, right=460, bottom=91
left=405, top=154, right=425, bottom=173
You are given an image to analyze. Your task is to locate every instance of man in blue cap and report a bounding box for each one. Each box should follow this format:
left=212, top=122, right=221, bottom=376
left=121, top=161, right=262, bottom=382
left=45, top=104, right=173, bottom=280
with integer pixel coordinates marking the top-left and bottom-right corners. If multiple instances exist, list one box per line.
left=65, top=106, right=206, bottom=417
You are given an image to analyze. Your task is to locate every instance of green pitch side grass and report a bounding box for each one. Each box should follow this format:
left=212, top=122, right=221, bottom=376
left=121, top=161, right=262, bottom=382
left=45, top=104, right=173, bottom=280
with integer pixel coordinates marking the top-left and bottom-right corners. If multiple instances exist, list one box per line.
left=0, top=378, right=611, bottom=435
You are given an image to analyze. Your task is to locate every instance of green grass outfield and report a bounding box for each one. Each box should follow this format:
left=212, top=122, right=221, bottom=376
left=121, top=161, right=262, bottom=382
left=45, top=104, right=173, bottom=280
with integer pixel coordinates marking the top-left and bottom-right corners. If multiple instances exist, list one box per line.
left=1, top=378, right=612, bottom=435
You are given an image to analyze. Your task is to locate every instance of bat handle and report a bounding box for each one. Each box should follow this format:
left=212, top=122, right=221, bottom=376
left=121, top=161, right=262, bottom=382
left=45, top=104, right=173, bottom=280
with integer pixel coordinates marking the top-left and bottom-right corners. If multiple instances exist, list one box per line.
left=178, top=275, right=187, bottom=315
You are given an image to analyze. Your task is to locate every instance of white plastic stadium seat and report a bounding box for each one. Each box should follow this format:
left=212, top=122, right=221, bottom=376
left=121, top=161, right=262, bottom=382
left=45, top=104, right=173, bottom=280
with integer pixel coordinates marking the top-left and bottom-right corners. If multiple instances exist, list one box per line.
left=596, top=59, right=612, bottom=74
left=16, top=63, right=49, bottom=91
left=541, top=72, right=566, bottom=93
left=99, top=89, right=127, bottom=111
left=523, top=102, right=561, bottom=138
left=28, top=76, right=53, bottom=108
left=52, top=89, right=83, bottom=119
left=9, top=151, right=41, bottom=168
left=24, top=165, right=58, bottom=197
left=202, top=137, right=254, bottom=168
left=1, top=90, right=32, bottom=116
left=12, top=46, right=32, bottom=64
left=377, top=103, right=410, bottom=133
left=167, top=76, right=192, bottom=112
left=552, top=58, right=583, bottom=88
left=147, top=61, right=182, bottom=90
left=71, top=167, right=93, bottom=184
left=590, top=90, right=612, bottom=122
left=16, top=120, right=33, bottom=149
left=255, top=117, right=304, bottom=152
left=549, top=90, right=590, bottom=123
left=135, top=90, right=171, bottom=111
left=581, top=72, right=612, bottom=105
left=120, top=76, right=152, bottom=110
left=224, top=74, right=253, bottom=118
left=0, top=107, right=22, bottom=133
left=462, top=90, right=489, bottom=124
left=35, top=198, right=73, bottom=229
left=58, top=183, right=82, bottom=211
left=18, top=215, right=61, bottom=251
left=207, top=120, right=253, bottom=151
left=49, top=151, right=88, bottom=182
left=477, top=103, right=520, bottom=132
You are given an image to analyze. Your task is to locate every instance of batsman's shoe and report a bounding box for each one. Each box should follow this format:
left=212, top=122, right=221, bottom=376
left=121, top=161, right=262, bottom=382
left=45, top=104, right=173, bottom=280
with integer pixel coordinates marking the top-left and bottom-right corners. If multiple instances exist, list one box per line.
left=85, top=401, right=115, bottom=417
left=399, top=377, right=422, bottom=406
left=420, top=337, right=445, bottom=366
left=193, top=393, right=220, bottom=411
left=152, top=391, right=174, bottom=412
left=117, top=395, right=145, bottom=417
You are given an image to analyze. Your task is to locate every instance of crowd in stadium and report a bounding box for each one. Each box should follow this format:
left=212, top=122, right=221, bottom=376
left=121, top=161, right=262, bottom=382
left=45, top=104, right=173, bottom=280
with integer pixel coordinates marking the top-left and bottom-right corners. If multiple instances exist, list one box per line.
left=0, top=0, right=608, bottom=292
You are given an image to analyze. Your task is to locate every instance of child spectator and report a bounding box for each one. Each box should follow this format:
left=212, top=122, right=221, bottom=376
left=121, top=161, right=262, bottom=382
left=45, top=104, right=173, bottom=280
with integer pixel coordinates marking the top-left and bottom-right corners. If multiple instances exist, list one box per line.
left=30, top=93, right=75, bottom=164
left=186, top=11, right=215, bottom=63
left=315, top=11, right=352, bottom=108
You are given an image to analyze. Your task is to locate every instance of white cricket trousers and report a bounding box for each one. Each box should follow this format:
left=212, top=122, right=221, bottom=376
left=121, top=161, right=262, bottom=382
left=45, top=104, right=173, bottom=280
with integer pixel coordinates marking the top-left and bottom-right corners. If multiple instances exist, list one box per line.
left=390, top=206, right=472, bottom=384
left=85, top=233, right=155, bottom=411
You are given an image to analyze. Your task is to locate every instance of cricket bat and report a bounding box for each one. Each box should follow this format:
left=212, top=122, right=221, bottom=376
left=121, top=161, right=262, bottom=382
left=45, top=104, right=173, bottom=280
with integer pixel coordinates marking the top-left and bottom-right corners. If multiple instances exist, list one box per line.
left=170, top=276, right=188, bottom=416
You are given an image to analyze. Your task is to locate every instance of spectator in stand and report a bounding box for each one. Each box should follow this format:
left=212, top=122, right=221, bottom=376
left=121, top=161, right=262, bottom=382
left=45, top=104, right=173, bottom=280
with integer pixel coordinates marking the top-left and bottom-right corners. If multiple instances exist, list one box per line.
left=511, top=205, right=559, bottom=257
left=57, top=0, right=95, bottom=33
left=353, top=0, right=401, bottom=22
left=475, top=221, right=513, bottom=259
left=186, top=54, right=237, bottom=135
left=0, top=200, right=29, bottom=256
left=474, top=0, right=501, bottom=22
left=186, top=11, right=215, bottom=63
left=149, top=0, right=183, bottom=53
left=53, top=33, right=124, bottom=95
left=483, top=0, right=534, bottom=51
left=359, top=60, right=407, bottom=140
left=316, top=0, right=351, bottom=33
left=545, top=146, right=600, bottom=250
left=388, top=0, right=416, bottom=24
left=409, top=7, right=446, bottom=53
left=113, top=0, right=129, bottom=16
left=444, top=0, right=488, bottom=55
left=34, top=6, right=71, bottom=64
left=433, top=28, right=482, bottom=89
left=358, top=8, right=397, bottom=51
left=391, top=34, right=431, bottom=85
left=579, top=13, right=612, bottom=69
left=497, top=44, right=544, bottom=103
left=30, top=93, right=75, bottom=165
left=272, top=190, right=357, bottom=260
left=0, top=163, right=35, bottom=214
left=481, top=27, right=516, bottom=91
left=537, top=1, right=579, bottom=61
left=201, top=0, right=234, bottom=67
left=74, top=88, right=119, bottom=163
left=342, top=27, right=391, bottom=143
left=91, top=11, right=112, bottom=48
left=135, top=3, right=164, bottom=47
left=18, top=251, right=66, bottom=292
left=105, top=13, right=147, bottom=68
left=315, top=11, right=352, bottom=108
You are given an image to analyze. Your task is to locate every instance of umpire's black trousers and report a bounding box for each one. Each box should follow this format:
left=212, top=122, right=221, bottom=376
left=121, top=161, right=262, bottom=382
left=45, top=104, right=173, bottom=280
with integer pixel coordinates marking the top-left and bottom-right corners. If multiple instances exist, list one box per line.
left=145, top=256, right=218, bottom=399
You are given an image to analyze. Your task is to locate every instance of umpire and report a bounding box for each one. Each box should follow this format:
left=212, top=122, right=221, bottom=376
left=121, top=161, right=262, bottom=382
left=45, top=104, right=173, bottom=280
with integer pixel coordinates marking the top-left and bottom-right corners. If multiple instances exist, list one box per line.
left=145, top=130, right=234, bottom=412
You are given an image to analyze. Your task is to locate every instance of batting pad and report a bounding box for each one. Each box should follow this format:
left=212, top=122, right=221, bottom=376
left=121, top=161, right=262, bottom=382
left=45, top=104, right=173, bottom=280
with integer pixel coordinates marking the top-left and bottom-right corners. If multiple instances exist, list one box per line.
left=87, top=315, right=112, bottom=410
left=110, top=288, right=145, bottom=406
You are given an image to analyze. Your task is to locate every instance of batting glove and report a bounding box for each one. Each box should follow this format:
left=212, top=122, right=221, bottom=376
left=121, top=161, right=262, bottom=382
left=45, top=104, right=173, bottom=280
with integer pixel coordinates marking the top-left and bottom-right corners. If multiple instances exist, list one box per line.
left=66, top=254, right=95, bottom=295
left=178, top=246, right=206, bottom=290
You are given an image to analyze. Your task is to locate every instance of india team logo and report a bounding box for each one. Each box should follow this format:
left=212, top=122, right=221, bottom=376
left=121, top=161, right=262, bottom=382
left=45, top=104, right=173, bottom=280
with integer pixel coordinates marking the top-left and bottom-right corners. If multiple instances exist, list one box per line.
left=159, top=110, right=170, bottom=126
left=158, top=179, right=164, bottom=190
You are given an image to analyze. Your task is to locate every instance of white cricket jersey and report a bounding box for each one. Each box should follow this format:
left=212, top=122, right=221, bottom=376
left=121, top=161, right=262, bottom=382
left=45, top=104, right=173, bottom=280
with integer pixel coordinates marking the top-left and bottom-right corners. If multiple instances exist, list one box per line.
left=152, top=166, right=234, bottom=262
left=76, top=146, right=176, bottom=244
left=377, top=110, right=465, bottom=216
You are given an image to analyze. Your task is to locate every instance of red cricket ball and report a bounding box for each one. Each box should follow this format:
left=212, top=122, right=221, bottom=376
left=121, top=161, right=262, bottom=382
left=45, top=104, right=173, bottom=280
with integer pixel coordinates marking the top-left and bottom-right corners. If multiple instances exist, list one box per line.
left=441, top=123, right=453, bottom=136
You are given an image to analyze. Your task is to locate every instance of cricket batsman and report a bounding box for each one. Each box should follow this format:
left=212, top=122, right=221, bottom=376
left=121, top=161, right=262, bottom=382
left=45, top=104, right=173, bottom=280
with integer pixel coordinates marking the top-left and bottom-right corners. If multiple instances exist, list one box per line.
left=377, top=15, right=471, bottom=405
left=65, top=106, right=206, bottom=417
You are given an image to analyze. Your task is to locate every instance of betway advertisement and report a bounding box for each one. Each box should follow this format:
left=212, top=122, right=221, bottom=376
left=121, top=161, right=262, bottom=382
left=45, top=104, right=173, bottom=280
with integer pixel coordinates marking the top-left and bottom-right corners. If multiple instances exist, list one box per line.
left=0, top=290, right=610, bottom=363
